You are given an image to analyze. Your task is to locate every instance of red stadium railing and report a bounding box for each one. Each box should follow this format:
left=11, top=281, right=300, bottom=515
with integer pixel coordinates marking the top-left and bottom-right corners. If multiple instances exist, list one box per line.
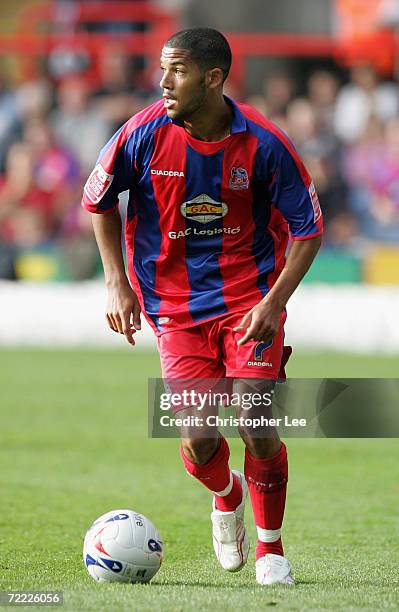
left=0, top=1, right=396, bottom=90
left=1, top=1, right=180, bottom=84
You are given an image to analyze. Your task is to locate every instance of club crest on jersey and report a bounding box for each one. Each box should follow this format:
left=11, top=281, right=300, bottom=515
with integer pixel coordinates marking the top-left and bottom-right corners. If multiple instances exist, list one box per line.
left=180, top=194, right=228, bottom=224
left=229, top=166, right=249, bottom=190
left=84, top=163, right=114, bottom=204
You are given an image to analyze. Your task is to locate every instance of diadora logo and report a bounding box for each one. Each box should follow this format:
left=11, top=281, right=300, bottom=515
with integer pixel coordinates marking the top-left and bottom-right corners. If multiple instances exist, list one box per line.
left=247, top=340, right=273, bottom=367
left=180, top=194, right=228, bottom=224
left=151, top=169, right=184, bottom=177
left=254, top=340, right=273, bottom=360
left=229, top=166, right=249, bottom=190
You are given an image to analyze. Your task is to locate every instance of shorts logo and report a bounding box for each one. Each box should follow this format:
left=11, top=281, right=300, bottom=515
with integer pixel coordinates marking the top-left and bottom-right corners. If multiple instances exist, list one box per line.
left=229, top=166, right=249, bottom=190
left=151, top=169, right=185, bottom=177
left=309, top=181, right=322, bottom=222
left=180, top=194, right=228, bottom=224
left=254, top=340, right=273, bottom=361
left=84, top=163, right=114, bottom=204
left=247, top=340, right=273, bottom=367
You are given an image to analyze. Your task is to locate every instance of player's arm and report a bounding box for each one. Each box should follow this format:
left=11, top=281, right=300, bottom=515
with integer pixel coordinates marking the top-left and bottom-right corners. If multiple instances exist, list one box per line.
left=82, top=124, right=140, bottom=346
left=91, top=209, right=141, bottom=347
left=235, top=235, right=321, bottom=345
left=235, top=135, right=323, bottom=346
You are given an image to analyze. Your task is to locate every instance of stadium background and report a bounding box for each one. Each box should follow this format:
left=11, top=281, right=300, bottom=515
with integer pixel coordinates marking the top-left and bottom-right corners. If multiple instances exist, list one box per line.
left=0, top=1, right=398, bottom=610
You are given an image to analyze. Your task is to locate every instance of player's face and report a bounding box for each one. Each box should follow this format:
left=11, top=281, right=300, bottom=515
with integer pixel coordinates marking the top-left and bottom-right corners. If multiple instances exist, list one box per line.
left=160, top=47, right=207, bottom=120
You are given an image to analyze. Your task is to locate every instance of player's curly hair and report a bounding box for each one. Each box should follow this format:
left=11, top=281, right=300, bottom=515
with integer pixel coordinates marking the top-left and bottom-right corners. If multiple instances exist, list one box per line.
left=164, top=28, right=232, bottom=82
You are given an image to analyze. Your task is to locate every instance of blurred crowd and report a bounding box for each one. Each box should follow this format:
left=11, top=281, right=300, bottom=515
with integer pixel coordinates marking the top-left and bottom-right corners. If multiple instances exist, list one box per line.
left=1, top=53, right=399, bottom=280
left=247, top=64, right=399, bottom=250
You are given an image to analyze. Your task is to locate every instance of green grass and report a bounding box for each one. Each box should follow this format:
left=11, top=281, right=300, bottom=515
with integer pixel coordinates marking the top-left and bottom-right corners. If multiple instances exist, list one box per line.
left=0, top=349, right=398, bottom=610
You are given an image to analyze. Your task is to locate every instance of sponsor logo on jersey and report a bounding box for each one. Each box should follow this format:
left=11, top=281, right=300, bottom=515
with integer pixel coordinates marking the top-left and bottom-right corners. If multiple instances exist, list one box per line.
left=180, top=194, right=228, bottom=224
left=168, top=226, right=240, bottom=239
left=151, top=169, right=185, bottom=177
left=84, top=163, right=114, bottom=204
left=309, top=181, right=322, bottom=222
left=229, top=166, right=249, bottom=190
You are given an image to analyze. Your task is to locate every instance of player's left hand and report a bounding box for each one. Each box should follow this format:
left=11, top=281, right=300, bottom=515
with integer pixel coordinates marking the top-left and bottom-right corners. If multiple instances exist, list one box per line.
left=233, top=299, right=282, bottom=346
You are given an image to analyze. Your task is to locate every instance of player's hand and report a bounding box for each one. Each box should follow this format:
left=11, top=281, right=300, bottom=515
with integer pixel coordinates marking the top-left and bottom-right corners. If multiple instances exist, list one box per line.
left=106, top=281, right=141, bottom=346
left=233, top=299, right=281, bottom=346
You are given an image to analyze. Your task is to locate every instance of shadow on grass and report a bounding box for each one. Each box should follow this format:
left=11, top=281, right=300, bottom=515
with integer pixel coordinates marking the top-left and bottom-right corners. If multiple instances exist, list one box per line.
left=150, top=581, right=257, bottom=589
left=150, top=579, right=317, bottom=589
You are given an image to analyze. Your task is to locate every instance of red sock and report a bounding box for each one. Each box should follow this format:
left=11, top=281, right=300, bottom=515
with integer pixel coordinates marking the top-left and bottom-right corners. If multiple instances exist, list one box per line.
left=244, top=443, right=288, bottom=560
left=180, top=437, right=242, bottom=511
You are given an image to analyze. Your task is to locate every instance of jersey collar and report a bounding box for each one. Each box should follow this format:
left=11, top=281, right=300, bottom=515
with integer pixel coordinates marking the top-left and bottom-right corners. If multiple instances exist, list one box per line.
left=170, top=95, right=247, bottom=135
left=226, top=96, right=247, bottom=134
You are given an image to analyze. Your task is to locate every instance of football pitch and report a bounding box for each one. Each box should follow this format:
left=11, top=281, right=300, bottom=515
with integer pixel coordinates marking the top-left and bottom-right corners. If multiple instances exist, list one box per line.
left=0, top=348, right=398, bottom=611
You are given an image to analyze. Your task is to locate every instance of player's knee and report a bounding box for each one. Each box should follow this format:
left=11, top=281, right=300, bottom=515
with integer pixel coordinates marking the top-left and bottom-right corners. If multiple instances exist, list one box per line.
left=181, top=437, right=218, bottom=465
left=241, top=434, right=281, bottom=459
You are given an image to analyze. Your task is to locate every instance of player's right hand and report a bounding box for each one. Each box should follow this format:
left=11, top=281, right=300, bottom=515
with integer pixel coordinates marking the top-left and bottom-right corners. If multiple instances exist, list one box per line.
left=105, top=281, right=141, bottom=346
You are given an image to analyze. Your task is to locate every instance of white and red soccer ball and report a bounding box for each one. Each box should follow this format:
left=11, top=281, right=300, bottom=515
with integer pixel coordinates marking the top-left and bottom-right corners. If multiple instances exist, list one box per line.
left=83, top=509, right=163, bottom=583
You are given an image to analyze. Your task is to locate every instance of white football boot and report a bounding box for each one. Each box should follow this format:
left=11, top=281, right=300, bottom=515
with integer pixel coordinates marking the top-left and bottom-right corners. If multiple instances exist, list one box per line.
left=256, top=553, right=295, bottom=586
left=211, top=470, right=250, bottom=572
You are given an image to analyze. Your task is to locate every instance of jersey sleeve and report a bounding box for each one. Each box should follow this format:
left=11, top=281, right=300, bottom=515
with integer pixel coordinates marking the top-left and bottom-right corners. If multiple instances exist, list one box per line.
left=261, top=134, right=323, bottom=240
left=81, top=124, right=135, bottom=214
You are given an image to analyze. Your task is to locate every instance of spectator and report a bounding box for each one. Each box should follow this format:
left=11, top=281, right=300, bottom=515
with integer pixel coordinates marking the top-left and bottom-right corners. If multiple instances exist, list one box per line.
left=15, top=77, right=54, bottom=121
left=50, top=75, right=111, bottom=174
left=0, top=72, right=21, bottom=172
left=0, top=143, right=57, bottom=248
left=334, top=63, right=399, bottom=143
left=92, top=44, right=147, bottom=132
left=307, top=69, right=339, bottom=134
left=263, top=72, right=296, bottom=125
left=247, top=72, right=296, bottom=131
left=343, top=116, right=399, bottom=242
left=22, top=116, right=81, bottom=225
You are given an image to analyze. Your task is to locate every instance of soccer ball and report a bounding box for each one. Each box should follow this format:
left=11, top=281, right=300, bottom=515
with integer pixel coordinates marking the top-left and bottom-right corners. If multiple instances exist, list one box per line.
left=83, top=509, right=163, bottom=583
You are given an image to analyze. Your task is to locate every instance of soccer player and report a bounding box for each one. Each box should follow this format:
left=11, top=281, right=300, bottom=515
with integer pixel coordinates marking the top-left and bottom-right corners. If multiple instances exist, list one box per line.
left=82, top=28, right=323, bottom=585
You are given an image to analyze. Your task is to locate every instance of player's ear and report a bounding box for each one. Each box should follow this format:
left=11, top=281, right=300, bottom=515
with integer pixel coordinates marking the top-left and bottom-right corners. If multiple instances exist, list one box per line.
left=206, top=68, right=224, bottom=90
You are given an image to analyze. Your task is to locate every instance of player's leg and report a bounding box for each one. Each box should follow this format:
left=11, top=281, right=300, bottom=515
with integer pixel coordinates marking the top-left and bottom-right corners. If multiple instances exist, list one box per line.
left=221, top=309, right=293, bottom=584
left=179, top=423, right=249, bottom=572
left=180, top=426, right=242, bottom=513
left=158, top=323, right=248, bottom=571
left=233, top=378, right=293, bottom=585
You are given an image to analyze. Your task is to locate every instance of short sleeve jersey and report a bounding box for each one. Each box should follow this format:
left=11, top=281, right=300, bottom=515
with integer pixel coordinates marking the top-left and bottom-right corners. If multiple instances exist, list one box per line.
left=82, top=97, right=323, bottom=334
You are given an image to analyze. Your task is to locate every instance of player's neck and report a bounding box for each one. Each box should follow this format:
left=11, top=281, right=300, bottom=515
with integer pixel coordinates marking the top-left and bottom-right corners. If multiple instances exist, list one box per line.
left=183, top=95, right=232, bottom=142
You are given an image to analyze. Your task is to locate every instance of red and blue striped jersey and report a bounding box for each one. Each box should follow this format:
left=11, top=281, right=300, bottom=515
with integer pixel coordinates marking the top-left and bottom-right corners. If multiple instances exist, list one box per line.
left=82, top=97, right=323, bottom=334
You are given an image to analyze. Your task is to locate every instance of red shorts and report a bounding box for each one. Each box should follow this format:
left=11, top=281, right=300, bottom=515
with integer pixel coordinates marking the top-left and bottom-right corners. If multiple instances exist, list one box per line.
left=158, top=309, right=290, bottom=381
